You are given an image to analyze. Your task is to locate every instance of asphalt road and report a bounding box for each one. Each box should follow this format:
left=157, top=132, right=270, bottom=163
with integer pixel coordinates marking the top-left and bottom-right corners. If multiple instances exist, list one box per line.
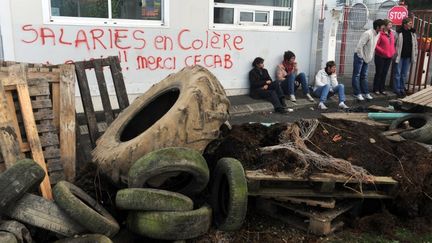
left=229, top=99, right=391, bottom=125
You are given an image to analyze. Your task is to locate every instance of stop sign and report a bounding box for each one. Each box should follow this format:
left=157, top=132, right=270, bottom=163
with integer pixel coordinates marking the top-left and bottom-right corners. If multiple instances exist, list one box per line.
left=388, top=6, right=408, bottom=26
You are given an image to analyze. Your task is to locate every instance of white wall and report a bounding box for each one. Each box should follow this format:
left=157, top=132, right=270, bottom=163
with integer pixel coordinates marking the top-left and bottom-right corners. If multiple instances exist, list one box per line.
left=6, top=0, right=316, bottom=98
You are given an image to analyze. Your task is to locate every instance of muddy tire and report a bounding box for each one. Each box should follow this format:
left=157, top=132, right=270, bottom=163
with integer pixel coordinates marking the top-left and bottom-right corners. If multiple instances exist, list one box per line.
left=0, top=159, right=45, bottom=213
left=5, top=193, right=85, bottom=237
left=54, top=234, right=112, bottom=243
left=128, top=147, right=209, bottom=196
left=0, top=232, right=17, bottom=243
left=116, top=188, right=193, bottom=211
left=210, top=158, right=248, bottom=231
left=389, top=114, right=432, bottom=144
left=53, top=181, right=119, bottom=237
left=92, top=65, right=230, bottom=184
left=0, top=220, right=32, bottom=243
left=127, top=205, right=212, bottom=240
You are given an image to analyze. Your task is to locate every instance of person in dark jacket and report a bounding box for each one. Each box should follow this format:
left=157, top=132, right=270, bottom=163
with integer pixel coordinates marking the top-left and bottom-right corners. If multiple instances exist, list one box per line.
left=249, top=57, right=287, bottom=114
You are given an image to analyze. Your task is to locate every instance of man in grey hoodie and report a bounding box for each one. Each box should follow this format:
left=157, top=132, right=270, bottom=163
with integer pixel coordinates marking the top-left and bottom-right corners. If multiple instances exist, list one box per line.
left=351, top=19, right=384, bottom=101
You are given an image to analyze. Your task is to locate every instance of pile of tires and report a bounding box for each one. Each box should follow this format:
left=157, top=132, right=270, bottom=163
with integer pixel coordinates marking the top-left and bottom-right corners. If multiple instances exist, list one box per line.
left=389, top=114, right=432, bottom=144
left=0, top=159, right=120, bottom=242
left=117, top=147, right=248, bottom=240
left=92, top=65, right=230, bottom=185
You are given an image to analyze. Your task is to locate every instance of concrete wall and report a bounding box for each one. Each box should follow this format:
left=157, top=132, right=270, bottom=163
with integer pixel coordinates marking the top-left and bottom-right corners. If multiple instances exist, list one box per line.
left=4, top=0, right=316, bottom=98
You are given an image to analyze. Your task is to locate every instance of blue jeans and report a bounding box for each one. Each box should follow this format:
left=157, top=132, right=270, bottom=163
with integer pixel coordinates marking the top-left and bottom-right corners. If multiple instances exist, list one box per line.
left=393, top=58, right=411, bottom=94
left=352, top=53, right=369, bottom=95
left=281, top=72, right=309, bottom=95
left=313, top=84, right=346, bottom=103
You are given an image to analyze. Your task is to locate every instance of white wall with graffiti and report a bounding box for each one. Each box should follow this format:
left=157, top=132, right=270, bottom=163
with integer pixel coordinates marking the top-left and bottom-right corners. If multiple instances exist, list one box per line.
left=0, top=0, right=319, bottom=100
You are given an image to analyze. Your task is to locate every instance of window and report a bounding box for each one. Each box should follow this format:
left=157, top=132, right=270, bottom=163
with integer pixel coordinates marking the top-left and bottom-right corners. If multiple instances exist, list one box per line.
left=46, top=0, right=167, bottom=26
left=212, top=0, right=294, bottom=30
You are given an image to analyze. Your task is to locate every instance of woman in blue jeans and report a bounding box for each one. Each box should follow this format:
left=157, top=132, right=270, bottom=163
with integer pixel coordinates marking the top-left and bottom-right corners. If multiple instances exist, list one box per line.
left=313, top=61, right=349, bottom=110
left=276, top=51, right=314, bottom=102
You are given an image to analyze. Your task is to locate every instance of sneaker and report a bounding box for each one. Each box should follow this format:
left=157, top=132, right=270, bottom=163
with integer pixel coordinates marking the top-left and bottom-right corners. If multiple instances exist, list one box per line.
left=290, top=95, right=296, bottom=102
left=355, top=94, right=365, bottom=101
left=318, top=102, right=328, bottom=110
left=306, top=93, right=314, bottom=102
left=338, top=102, right=349, bottom=109
left=364, top=93, right=373, bottom=100
left=380, top=91, right=388, bottom=96
left=374, top=91, right=380, bottom=95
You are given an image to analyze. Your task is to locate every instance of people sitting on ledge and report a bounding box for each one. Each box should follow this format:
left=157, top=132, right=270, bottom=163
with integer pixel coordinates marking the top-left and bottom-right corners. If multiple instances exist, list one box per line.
left=249, top=57, right=288, bottom=114
left=313, top=61, right=349, bottom=110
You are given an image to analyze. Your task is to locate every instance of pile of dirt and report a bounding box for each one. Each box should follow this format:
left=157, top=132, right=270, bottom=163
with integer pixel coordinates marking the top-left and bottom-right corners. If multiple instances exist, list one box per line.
left=204, top=119, right=432, bottom=219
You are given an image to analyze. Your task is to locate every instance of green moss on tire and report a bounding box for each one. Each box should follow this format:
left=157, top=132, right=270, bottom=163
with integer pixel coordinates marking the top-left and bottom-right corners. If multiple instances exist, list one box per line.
left=127, top=205, right=212, bottom=240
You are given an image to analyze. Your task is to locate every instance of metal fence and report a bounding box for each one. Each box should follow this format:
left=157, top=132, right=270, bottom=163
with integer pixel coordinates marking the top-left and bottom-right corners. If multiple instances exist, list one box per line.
left=335, top=1, right=399, bottom=84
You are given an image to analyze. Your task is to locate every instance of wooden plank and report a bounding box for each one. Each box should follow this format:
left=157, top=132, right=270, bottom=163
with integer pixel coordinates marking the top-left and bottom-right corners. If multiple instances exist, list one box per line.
left=249, top=188, right=393, bottom=199
left=59, top=65, right=76, bottom=182
left=52, top=82, right=60, bottom=130
left=43, top=147, right=61, bottom=160
left=368, top=105, right=394, bottom=113
left=93, top=59, right=114, bottom=125
left=108, top=56, right=129, bottom=110
left=269, top=196, right=336, bottom=209
left=246, top=170, right=397, bottom=184
left=402, top=86, right=432, bottom=102
left=33, top=109, right=54, bottom=121
left=0, top=82, right=23, bottom=168
left=36, top=121, right=58, bottom=133
left=5, top=91, right=27, bottom=152
left=39, top=133, right=59, bottom=147
left=75, top=62, right=99, bottom=147
left=12, top=64, right=52, bottom=200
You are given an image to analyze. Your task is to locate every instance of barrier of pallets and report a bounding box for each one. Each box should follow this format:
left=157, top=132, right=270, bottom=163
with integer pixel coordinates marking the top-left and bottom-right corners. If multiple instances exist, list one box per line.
left=0, top=62, right=76, bottom=198
left=247, top=170, right=398, bottom=199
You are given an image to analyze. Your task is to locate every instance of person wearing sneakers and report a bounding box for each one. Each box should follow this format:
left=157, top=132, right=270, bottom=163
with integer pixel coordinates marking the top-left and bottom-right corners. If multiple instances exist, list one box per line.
left=313, top=61, right=349, bottom=110
left=276, top=51, right=314, bottom=103
left=393, top=17, right=418, bottom=98
left=352, top=19, right=385, bottom=101
left=373, top=19, right=396, bottom=96
left=249, top=57, right=288, bottom=114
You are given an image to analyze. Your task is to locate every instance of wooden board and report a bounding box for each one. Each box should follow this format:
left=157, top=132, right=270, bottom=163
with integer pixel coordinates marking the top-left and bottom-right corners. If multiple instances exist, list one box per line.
left=247, top=170, right=397, bottom=199
left=268, top=196, right=336, bottom=209
left=402, top=86, right=432, bottom=108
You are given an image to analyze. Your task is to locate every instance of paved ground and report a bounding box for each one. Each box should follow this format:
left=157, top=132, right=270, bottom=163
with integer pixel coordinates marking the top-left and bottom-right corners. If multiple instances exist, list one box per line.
left=229, top=98, right=392, bottom=124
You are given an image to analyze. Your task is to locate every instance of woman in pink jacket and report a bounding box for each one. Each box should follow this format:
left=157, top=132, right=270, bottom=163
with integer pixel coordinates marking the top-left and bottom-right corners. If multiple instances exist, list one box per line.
left=373, top=19, right=396, bottom=95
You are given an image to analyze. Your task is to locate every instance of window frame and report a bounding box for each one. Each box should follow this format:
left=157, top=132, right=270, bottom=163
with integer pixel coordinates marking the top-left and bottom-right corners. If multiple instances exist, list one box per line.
left=210, top=1, right=296, bottom=31
left=42, top=0, right=170, bottom=27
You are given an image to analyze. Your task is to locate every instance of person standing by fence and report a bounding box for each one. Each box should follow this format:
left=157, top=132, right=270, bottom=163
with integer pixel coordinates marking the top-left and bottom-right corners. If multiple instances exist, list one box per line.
left=393, top=17, right=418, bottom=98
left=351, top=19, right=384, bottom=101
left=373, top=19, right=396, bottom=96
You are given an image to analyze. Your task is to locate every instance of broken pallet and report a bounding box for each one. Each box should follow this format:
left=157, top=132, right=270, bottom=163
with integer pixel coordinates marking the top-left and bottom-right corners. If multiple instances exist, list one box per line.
left=256, top=198, right=358, bottom=235
left=247, top=170, right=398, bottom=199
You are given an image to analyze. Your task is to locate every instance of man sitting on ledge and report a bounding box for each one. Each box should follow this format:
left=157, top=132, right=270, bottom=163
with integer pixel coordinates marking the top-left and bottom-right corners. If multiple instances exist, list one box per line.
left=249, top=57, right=288, bottom=114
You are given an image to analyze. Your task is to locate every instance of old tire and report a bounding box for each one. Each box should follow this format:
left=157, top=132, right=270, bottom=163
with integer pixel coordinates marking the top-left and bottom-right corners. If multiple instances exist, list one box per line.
left=127, top=205, right=212, bottom=240
left=128, top=147, right=209, bottom=196
left=0, top=220, right=32, bottom=243
left=53, top=181, right=119, bottom=237
left=0, top=159, right=45, bottom=213
left=5, top=193, right=85, bottom=237
left=0, top=232, right=17, bottom=243
left=210, top=158, right=248, bottom=231
left=92, top=65, right=230, bottom=184
left=389, top=114, right=432, bottom=144
left=54, top=234, right=112, bottom=243
left=116, top=188, right=193, bottom=211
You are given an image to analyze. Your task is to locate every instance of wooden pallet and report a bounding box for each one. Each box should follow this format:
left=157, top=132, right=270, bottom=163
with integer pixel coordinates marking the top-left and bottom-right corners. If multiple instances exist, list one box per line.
left=247, top=170, right=398, bottom=199
left=401, top=86, right=432, bottom=109
left=74, top=56, right=129, bottom=148
left=266, top=197, right=336, bottom=209
left=0, top=62, right=76, bottom=183
left=0, top=64, right=53, bottom=199
left=256, top=198, right=358, bottom=235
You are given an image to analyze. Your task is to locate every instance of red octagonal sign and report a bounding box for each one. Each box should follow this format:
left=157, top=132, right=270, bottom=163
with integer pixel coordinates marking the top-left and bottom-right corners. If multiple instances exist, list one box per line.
left=388, top=6, right=408, bottom=26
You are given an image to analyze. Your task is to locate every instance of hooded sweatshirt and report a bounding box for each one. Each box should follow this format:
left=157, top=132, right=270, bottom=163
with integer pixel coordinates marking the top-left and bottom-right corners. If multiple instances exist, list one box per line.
left=375, top=30, right=396, bottom=58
